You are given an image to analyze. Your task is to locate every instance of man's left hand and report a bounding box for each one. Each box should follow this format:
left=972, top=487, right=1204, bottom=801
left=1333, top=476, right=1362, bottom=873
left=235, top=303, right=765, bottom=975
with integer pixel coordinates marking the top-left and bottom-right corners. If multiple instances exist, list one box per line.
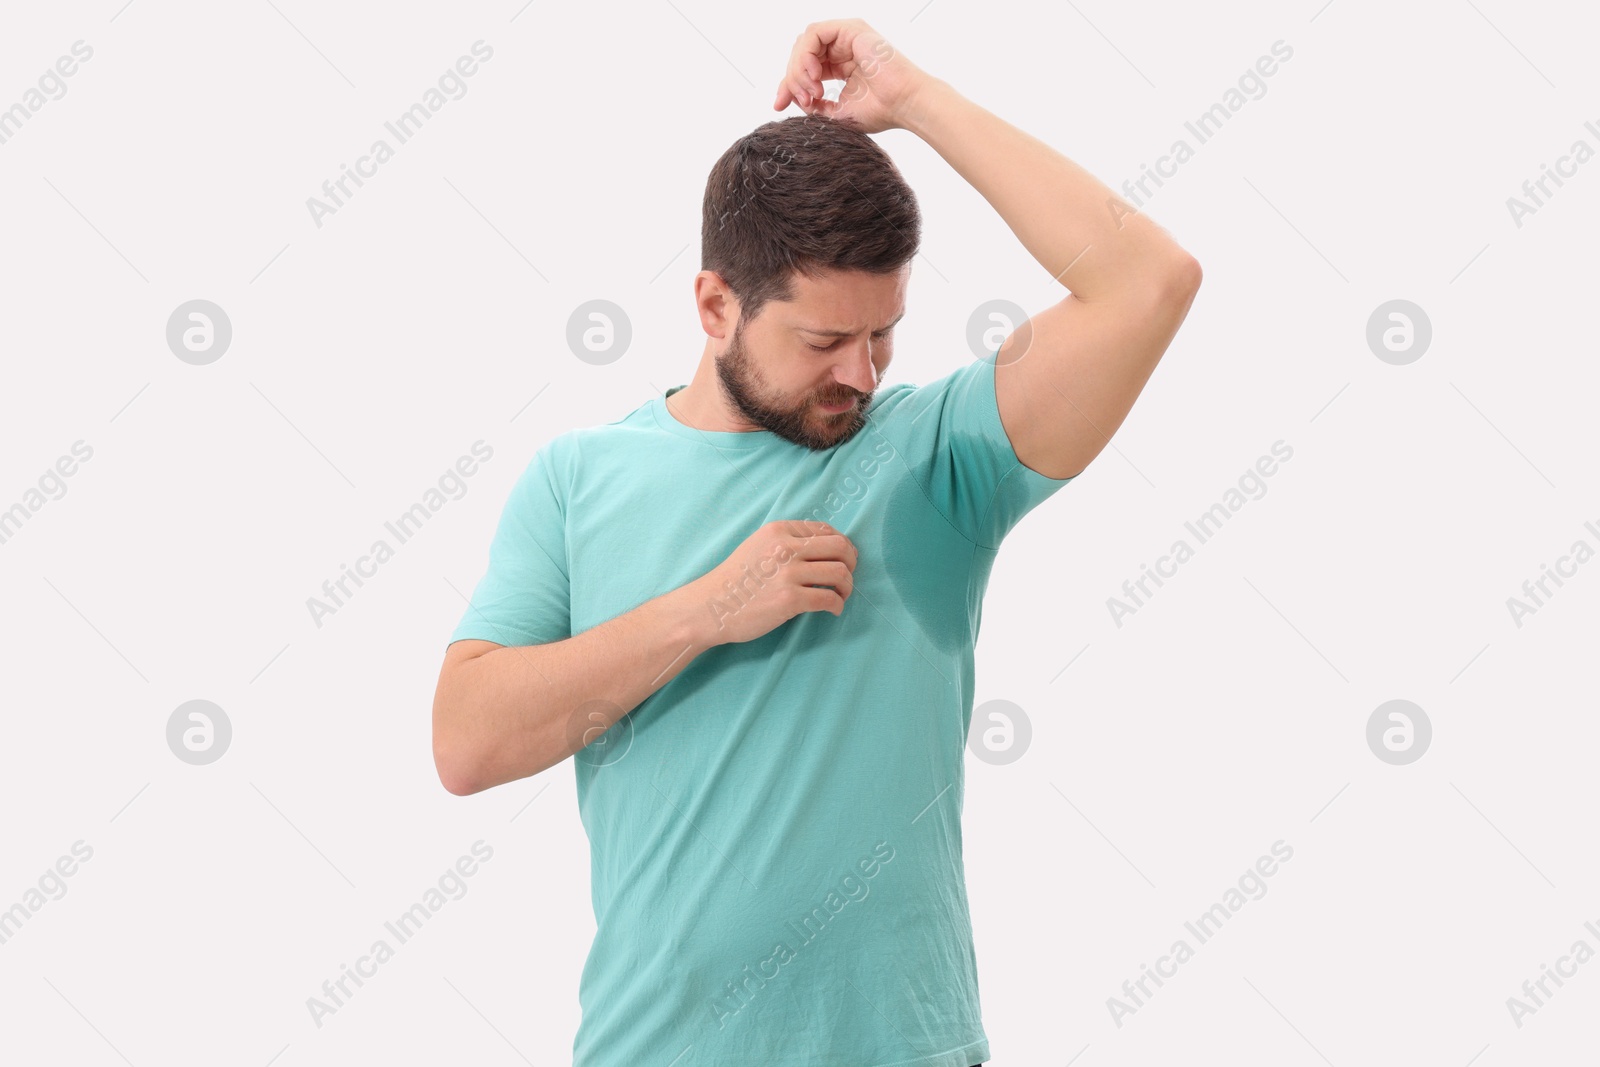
left=773, top=19, right=930, bottom=133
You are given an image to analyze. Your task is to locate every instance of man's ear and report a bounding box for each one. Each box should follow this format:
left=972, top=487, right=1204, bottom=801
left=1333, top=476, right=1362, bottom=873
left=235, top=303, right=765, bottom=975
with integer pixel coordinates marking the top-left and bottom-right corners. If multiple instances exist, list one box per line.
left=693, top=270, right=738, bottom=340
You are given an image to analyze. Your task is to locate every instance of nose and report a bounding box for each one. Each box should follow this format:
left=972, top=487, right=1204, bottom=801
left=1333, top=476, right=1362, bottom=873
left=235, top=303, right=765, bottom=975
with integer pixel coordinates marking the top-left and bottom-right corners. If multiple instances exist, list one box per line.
left=832, top=343, right=878, bottom=395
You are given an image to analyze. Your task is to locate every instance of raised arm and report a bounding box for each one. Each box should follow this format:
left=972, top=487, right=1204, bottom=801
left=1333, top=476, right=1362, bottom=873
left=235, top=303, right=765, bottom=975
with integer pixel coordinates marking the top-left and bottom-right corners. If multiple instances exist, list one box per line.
left=906, top=79, right=1200, bottom=479
left=777, top=19, right=1201, bottom=480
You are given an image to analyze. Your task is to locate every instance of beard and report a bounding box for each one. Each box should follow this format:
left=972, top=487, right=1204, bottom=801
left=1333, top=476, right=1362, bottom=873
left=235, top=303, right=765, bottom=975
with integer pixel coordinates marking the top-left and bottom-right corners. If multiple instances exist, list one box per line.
left=715, top=320, right=872, bottom=451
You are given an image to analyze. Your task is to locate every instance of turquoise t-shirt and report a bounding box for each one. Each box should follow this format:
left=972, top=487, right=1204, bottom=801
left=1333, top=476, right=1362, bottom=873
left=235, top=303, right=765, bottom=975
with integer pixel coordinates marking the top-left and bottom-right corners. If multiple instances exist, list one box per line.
left=450, top=355, right=1073, bottom=1067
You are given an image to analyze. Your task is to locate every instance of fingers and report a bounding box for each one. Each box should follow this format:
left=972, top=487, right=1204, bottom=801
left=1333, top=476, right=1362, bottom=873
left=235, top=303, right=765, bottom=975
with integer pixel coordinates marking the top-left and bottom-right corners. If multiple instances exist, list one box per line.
left=765, top=521, right=857, bottom=568
left=762, top=520, right=858, bottom=581
left=790, top=531, right=858, bottom=573
left=777, top=519, right=837, bottom=540
left=775, top=65, right=821, bottom=113
left=789, top=574, right=850, bottom=624
left=774, top=45, right=812, bottom=112
left=775, top=20, right=854, bottom=112
left=794, top=559, right=854, bottom=601
left=791, top=25, right=829, bottom=97
left=796, top=584, right=848, bottom=618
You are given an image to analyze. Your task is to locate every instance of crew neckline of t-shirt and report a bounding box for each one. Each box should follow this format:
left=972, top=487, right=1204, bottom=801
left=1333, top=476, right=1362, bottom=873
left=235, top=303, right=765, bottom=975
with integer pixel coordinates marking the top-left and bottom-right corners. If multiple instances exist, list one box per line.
left=649, top=385, right=784, bottom=449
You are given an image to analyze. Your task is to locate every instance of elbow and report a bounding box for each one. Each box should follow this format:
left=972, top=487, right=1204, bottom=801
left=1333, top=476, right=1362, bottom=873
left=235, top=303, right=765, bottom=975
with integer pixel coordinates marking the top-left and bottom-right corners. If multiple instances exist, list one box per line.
left=432, top=691, right=486, bottom=796
left=434, top=733, right=483, bottom=797
left=1161, top=251, right=1202, bottom=302
left=432, top=648, right=492, bottom=796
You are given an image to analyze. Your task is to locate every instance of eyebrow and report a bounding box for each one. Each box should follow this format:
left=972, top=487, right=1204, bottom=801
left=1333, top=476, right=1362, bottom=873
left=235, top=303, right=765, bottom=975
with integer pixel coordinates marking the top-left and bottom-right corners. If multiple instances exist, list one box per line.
left=800, top=310, right=907, bottom=339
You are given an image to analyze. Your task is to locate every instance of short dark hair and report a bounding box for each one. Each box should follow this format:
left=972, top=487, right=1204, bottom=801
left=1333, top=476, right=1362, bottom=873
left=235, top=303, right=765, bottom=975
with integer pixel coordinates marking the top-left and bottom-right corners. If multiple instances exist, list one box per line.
left=701, top=114, right=920, bottom=324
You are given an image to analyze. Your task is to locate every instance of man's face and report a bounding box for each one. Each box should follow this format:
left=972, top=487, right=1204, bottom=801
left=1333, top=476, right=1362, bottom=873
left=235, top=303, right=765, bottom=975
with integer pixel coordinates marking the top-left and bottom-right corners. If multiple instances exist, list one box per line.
left=717, top=266, right=909, bottom=451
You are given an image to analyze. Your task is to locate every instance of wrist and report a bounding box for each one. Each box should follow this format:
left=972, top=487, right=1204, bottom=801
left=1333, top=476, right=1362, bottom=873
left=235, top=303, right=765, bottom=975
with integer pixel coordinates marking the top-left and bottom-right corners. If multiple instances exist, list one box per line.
left=661, top=578, right=724, bottom=654
left=898, top=74, right=954, bottom=140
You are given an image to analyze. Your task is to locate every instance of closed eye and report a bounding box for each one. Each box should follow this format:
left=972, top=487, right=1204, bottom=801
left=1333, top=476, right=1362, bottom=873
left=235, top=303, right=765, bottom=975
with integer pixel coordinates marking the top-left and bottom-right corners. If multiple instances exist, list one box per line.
left=807, top=329, right=891, bottom=352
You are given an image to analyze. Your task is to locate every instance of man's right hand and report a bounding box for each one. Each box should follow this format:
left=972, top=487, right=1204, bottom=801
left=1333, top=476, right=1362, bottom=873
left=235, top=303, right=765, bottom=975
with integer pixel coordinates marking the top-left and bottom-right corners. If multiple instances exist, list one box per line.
left=435, top=520, right=859, bottom=794
left=689, top=520, right=858, bottom=646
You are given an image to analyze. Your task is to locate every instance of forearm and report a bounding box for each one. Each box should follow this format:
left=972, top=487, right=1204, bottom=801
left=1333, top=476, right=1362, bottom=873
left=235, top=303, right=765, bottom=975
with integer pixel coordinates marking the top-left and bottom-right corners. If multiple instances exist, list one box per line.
left=902, top=77, right=1192, bottom=300
left=435, top=582, right=719, bottom=794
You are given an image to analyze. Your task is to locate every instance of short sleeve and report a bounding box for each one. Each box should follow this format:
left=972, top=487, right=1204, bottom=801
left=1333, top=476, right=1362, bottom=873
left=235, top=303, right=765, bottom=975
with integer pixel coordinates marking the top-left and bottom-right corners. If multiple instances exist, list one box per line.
left=884, top=355, right=1075, bottom=549
left=448, top=449, right=571, bottom=648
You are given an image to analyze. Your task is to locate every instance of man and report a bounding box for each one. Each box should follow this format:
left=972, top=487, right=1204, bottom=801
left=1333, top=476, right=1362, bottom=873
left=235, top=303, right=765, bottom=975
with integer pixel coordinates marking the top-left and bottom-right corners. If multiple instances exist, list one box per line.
left=432, top=18, right=1199, bottom=1067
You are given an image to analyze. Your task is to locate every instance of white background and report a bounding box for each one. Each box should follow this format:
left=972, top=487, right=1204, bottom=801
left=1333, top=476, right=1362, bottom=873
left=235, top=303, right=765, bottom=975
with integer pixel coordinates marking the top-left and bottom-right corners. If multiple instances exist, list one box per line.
left=1, top=1, right=1596, bottom=1064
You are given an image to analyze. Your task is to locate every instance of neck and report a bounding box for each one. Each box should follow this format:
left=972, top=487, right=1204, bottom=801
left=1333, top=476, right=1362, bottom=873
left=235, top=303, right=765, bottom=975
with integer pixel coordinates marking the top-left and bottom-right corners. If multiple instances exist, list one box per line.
left=665, top=342, right=763, bottom=433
